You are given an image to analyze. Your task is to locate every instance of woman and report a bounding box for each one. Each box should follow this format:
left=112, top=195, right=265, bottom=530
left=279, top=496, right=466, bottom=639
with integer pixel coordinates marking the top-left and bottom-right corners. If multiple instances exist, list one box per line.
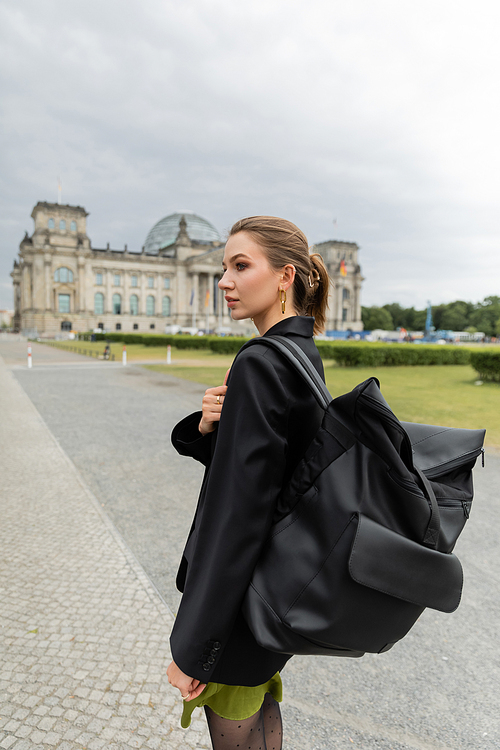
left=167, top=216, right=330, bottom=749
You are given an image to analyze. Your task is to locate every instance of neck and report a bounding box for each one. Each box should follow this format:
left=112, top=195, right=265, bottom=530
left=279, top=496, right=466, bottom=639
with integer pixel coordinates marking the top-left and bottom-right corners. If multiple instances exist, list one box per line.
left=253, top=309, right=298, bottom=336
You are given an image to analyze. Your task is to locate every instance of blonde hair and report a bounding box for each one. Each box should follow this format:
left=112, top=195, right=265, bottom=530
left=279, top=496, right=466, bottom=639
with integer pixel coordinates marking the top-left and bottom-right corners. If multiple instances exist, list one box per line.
left=229, top=216, right=330, bottom=334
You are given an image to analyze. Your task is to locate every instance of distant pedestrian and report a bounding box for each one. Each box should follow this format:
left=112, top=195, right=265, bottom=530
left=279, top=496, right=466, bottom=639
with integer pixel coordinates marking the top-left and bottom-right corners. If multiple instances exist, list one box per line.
left=167, top=216, right=330, bottom=749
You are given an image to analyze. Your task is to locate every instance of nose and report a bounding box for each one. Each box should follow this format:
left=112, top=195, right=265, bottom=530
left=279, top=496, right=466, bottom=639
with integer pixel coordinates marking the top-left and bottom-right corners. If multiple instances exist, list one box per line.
left=218, top=273, right=233, bottom=290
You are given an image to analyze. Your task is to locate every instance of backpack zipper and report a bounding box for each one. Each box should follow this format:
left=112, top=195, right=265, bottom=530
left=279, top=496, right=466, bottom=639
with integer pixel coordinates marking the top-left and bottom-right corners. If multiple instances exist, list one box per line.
left=437, top=498, right=472, bottom=518
left=421, top=447, right=484, bottom=479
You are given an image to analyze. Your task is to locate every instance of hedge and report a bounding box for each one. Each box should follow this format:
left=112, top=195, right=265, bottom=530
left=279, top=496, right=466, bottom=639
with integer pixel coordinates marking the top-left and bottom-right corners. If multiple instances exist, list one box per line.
left=315, top=342, right=471, bottom=367
left=82, top=331, right=249, bottom=354
left=470, top=351, right=500, bottom=382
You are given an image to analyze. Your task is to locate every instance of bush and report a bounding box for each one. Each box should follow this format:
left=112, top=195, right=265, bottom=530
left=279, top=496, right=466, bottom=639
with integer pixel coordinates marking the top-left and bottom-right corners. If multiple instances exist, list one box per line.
left=315, top=342, right=471, bottom=367
left=470, top=351, right=500, bottom=382
left=208, top=337, right=249, bottom=354
left=80, top=331, right=250, bottom=352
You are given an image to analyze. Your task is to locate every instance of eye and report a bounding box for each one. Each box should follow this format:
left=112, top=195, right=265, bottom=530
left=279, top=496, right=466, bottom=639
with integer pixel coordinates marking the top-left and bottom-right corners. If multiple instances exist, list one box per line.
left=236, top=263, right=247, bottom=271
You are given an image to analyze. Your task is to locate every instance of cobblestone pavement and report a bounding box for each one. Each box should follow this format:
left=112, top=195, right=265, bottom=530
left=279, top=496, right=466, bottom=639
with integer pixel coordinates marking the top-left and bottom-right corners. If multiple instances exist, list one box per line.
left=0, top=351, right=210, bottom=749
left=2, top=338, right=500, bottom=749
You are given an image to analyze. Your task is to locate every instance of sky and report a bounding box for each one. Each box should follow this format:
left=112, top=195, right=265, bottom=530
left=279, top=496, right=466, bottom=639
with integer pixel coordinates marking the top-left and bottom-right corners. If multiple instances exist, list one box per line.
left=1, top=0, right=499, bottom=311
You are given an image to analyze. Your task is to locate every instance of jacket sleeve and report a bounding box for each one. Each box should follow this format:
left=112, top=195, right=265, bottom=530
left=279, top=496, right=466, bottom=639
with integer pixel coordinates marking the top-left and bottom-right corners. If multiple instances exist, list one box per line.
left=169, top=348, right=289, bottom=682
left=171, top=411, right=213, bottom=466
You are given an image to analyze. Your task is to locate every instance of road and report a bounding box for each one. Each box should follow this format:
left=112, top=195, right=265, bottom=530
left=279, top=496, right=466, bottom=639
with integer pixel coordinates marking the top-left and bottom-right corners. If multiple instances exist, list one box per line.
left=3, top=338, right=499, bottom=749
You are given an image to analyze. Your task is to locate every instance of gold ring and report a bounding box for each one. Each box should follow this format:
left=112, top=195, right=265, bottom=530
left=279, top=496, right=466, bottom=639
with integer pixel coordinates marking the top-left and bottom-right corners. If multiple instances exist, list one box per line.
left=216, top=395, right=221, bottom=405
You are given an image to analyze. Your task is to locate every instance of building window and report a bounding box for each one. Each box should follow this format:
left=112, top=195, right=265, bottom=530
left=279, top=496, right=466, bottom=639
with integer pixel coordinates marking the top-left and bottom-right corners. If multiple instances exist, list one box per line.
left=114, top=274, right=121, bottom=286
left=48, top=218, right=55, bottom=229
left=342, top=288, right=350, bottom=300
left=116, top=323, right=122, bottom=331
left=130, top=294, right=139, bottom=315
left=164, top=277, right=171, bottom=289
left=58, top=294, right=70, bottom=313
left=61, top=320, right=72, bottom=331
left=59, top=219, right=66, bottom=231
left=54, top=267, right=74, bottom=283
left=150, top=323, right=155, bottom=329
left=162, top=296, right=171, bottom=317
left=146, top=295, right=155, bottom=315
left=131, top=275, right=138, bottom=287
left=94, top=292, right=104, bottom=315
left=113, top=293, right=122, bottom=314
left=98, top=322, right=104, bottom=330
left=148, top=276, right=154, bottom=288
left=342, top=308, right=348, bottom=322
left=133, top=323, right=138, bottom=330
left=70, top=221, right=77, bottom=232
left=95, top=272, right=103, bottom=285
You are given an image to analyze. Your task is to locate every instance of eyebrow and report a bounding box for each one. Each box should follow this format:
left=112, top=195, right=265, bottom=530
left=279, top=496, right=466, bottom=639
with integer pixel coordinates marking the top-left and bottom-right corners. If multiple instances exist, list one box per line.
left=222, top=253, right=251, bottom=267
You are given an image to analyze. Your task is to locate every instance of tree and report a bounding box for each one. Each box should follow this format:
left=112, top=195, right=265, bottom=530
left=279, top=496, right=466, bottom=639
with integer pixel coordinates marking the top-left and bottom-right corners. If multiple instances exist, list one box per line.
left=361, top=306, right=394, bottom=331
left=436, top=301, right=473, bottom=331
left=382, top=303, right=406, bottom=328
left=470, top=297, right=500, bottom=336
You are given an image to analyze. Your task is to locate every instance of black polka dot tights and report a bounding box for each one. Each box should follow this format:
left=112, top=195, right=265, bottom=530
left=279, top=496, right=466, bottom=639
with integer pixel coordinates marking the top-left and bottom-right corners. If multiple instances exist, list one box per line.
left=204, top=692, right=282, bottom=750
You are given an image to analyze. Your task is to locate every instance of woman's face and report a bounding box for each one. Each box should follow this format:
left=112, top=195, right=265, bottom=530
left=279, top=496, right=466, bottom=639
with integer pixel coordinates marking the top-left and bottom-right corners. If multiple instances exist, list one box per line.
left=219, top=231, right=290, bottom=332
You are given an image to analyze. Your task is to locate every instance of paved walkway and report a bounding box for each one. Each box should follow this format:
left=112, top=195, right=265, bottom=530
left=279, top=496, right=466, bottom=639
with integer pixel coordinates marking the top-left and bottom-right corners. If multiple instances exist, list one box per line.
left=0, top=352, right=210, bottom=750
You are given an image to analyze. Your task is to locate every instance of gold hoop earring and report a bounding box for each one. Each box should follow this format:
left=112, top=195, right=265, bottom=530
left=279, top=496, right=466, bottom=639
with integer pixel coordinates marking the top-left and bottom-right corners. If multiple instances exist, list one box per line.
left=279, top=289, right=286, bottom=314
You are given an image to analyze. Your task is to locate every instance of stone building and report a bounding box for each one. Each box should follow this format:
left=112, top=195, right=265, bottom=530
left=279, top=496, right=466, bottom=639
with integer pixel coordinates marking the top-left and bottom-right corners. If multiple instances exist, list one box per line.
left=11, top=202, right=363, bottom=336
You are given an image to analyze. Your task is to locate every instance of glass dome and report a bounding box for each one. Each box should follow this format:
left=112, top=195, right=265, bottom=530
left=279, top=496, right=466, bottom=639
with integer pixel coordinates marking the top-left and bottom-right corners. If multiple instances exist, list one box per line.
left=144, top=211, right=221, bottom=254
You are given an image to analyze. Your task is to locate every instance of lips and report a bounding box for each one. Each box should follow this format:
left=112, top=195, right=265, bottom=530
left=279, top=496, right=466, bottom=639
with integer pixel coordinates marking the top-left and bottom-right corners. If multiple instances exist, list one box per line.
left=225, top=296, right=238, bottom=305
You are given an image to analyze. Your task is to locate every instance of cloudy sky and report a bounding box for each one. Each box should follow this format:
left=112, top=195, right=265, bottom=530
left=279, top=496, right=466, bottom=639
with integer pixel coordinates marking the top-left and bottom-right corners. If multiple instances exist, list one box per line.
left=1, top=0, right=499, bottom=311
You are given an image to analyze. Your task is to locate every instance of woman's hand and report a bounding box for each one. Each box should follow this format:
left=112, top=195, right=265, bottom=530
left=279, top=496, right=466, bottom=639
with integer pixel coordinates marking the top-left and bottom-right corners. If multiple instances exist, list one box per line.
left=167, top=660, right=206, bottom=702
left=198, top=369, right=231, bottom=436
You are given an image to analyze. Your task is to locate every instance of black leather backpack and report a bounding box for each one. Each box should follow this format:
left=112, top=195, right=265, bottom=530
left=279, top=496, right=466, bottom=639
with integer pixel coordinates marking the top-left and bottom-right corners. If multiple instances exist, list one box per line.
left=241, top=336, right=486, bottom=658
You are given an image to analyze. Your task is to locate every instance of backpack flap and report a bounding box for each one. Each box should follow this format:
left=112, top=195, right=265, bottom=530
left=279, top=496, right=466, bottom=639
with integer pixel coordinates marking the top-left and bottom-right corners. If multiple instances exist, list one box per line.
left=401, top=422, right=485, bottom=478
left=349, top=514, right=463, bottom=613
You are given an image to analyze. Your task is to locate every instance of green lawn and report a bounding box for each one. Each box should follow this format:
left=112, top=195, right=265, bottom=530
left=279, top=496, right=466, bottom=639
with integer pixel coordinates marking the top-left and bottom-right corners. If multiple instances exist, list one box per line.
left=146, top=361, right=499, bottom=451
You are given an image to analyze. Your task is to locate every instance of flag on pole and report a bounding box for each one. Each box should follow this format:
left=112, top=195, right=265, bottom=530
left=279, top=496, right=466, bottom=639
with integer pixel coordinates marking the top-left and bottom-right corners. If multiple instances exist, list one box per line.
left=340, top=259, right=347, bottom=277
left=204, top=290, right=210, bottom=308
left=189, top=289, right=194, bottom=306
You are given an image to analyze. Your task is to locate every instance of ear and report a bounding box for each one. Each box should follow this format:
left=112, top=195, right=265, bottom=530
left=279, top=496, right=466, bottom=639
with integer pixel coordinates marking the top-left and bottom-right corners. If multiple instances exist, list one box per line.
left=280, top=264, right=296, bottom=292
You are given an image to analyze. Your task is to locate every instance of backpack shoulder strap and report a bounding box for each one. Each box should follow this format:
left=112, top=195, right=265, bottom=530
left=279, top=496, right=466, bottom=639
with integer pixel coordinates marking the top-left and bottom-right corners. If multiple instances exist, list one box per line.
left=239, top=334, right=331, bottom=410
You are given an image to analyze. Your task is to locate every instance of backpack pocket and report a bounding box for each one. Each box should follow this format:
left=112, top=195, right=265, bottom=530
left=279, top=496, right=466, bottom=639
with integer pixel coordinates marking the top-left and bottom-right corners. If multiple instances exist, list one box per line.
left=349, top=513, right=463, bottom=612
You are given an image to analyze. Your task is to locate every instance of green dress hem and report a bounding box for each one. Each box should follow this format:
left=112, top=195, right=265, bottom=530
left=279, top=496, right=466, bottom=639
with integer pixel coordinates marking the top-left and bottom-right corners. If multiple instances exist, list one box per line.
left=181, top=672, right=283, bottom=728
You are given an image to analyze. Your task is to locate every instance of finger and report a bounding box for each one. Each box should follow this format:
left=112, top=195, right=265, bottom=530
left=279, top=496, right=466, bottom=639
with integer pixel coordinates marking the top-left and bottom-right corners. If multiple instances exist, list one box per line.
left=185, top=683, right=206, bottom=701
left=223, top=368, right=231, bottom=386
left=205, top=385, right=227, bottom=397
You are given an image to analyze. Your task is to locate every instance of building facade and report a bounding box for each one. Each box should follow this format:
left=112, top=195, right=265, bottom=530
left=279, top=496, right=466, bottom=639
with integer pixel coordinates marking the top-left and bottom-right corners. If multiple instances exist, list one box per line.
left=12, top=202, right=363, bottom=336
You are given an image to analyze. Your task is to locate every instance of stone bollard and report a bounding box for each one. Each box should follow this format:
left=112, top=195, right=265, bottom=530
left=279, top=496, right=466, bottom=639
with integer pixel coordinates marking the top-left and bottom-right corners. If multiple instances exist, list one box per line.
left=167, top=345, right=172, bottom=365
left=27, top=345, right=32, bottom=368
left=122, top=345, right=127, bottom=366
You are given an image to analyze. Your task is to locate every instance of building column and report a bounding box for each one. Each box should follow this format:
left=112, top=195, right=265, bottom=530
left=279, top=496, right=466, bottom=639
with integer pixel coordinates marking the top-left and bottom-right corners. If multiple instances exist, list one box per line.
left=140, top=272, right=147, bottom=315
left=191, top=272, right=199, bottom=328
left=174, top=264, right=187, bottom=323
left=22, top=263, right=32, bottom=310
left=206, top=273, right=215, bottom=328
left=77, top=256, right=86, bottom=312
left=44, top=255, right=52, bottom=310
left=105, top=270, right=113, bottom=313
left=155, top=273, right=162, bottom=318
